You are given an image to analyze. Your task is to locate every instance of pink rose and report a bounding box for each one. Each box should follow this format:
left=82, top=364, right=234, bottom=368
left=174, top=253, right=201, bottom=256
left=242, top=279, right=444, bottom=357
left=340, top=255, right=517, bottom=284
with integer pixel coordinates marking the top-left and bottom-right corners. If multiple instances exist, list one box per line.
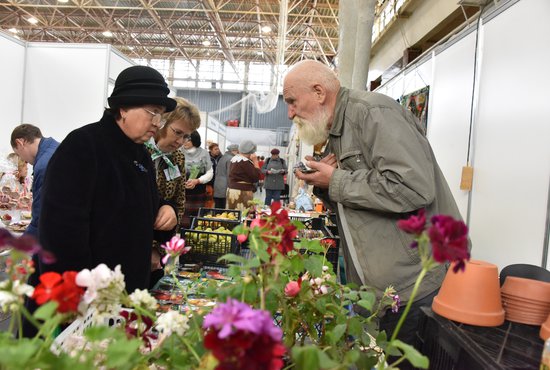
left=284, top=281, right=300, bottom=297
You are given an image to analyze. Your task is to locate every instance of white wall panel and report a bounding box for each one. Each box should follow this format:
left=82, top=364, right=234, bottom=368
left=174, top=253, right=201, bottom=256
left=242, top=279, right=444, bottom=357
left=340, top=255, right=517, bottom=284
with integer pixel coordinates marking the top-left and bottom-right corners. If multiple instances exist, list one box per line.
left=402, top=58, right=433, bottom=96
left=108, top=48, right=133, bottom=80
left=23, top=43, right=108, bottom=142
left=428, top=32, right=477, bottom=219
left=0, top=32, right=26, bottom=154
left=469, top=0, right=550, bottom=269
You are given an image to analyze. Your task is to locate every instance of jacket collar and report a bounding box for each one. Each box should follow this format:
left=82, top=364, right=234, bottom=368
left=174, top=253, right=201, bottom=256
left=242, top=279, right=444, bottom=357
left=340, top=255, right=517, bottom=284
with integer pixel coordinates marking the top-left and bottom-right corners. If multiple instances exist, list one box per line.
left=35, top=137, right=58, bottom=164
left=328, top=87, right=349, bottom=137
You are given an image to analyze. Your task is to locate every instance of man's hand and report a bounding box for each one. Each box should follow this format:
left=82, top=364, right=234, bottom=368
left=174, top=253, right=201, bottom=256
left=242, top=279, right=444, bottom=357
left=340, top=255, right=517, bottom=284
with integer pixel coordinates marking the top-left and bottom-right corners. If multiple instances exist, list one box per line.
left=154, top=205, right=177, bottom=230
left=295, top=154, right=337, bottom=189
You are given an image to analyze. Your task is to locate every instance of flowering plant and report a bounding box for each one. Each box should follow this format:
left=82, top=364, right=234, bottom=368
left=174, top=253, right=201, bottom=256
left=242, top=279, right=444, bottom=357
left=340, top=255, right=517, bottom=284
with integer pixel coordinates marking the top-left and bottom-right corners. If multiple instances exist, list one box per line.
left=0, top=204, right=469, bottom=370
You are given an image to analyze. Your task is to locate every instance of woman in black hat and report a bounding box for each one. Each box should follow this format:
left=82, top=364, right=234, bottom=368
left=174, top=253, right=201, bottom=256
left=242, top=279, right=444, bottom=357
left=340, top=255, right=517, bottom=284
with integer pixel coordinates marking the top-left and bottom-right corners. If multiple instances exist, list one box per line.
left=38, top=65, right=178, bottom=293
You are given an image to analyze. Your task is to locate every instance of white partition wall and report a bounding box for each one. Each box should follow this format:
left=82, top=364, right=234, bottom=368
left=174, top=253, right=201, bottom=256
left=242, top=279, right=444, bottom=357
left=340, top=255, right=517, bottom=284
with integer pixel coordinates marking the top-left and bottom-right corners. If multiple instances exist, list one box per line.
left=0, top=32, right=26, bottom=154
left=428, top=31, right=477, bottom=218
left=469, top=0, right=550, bottom=268
left=23, top=44, right=109, bottom=142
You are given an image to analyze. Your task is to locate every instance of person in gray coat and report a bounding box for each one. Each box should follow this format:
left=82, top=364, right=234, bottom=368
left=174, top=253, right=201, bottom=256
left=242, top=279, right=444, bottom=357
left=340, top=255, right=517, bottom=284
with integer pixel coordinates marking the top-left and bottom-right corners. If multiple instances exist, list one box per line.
left=261, top=148, right=287, bottom=206
left=213, top=144, right=239, bottom=209
left=285, top=60, right=467, bottom=358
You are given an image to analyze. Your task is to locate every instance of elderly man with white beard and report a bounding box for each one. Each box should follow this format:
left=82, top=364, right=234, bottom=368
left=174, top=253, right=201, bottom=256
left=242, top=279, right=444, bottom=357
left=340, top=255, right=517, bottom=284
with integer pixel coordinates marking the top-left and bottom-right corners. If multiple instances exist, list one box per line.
left=283, top=60, right=465, bottom=361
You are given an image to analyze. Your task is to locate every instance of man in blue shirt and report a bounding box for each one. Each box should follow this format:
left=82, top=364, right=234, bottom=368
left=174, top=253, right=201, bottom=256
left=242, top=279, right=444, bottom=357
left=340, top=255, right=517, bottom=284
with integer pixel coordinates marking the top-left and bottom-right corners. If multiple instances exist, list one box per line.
left=10, top=123, right=59, bottom=337
left=11, top=124, right=59, bottom=238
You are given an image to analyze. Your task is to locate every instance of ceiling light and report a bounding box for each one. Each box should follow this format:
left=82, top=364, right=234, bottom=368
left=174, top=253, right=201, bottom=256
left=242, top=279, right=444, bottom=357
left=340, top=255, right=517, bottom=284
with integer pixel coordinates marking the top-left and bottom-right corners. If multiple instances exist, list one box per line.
left=128, top=46, right=135, bottom=50
left=169, top=47, right=175, bottom=51
left=58, top=0, right=69, bottom=3
left=8, top=28, right=18, bottom=33
left=256, top=51, right=263, bottom=55
left=102, top=31, right=113, bottom=37
left=27, top=17, right=38, bottom=25
left=202, top=40, right=211, bottom=47
left=261, top=25, right=272, bottom=33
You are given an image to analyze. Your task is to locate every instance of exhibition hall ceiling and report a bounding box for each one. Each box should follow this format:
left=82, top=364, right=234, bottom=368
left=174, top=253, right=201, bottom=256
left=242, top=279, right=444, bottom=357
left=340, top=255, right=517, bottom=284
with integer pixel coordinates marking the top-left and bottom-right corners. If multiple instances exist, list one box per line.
left=0, top=0, right=340, bottom=66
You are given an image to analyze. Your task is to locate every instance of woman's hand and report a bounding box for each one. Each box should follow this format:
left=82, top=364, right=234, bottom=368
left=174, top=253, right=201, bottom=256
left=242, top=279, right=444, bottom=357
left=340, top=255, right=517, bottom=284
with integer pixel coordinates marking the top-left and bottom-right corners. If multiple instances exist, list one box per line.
left=154, top=205, right=177, bottom=230
left=185, top=179, right=200, bottom=189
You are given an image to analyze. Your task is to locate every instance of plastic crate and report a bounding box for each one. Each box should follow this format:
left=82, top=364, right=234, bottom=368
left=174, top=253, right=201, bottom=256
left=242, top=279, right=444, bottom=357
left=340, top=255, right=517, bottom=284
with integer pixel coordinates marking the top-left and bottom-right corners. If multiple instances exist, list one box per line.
left=181, top=228, right=240, bottom=267
left=191, top=216, right=240, bottom=232
left=418, top=307, right=543, bottom=370
left=197, top=207, right=241, bottom=221
left=51, top=308, right=125, bottom=354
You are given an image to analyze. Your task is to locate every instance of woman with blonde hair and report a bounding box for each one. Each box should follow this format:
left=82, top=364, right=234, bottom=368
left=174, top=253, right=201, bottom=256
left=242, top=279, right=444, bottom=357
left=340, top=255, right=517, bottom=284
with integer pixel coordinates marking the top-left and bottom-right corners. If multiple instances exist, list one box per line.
left=145, top=97, right=201, bottom=285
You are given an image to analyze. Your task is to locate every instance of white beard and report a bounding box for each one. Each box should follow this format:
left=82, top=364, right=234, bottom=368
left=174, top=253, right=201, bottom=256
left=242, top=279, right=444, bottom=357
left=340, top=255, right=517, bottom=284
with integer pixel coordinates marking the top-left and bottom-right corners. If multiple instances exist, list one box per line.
left=293, top=107, right=330, bottom=145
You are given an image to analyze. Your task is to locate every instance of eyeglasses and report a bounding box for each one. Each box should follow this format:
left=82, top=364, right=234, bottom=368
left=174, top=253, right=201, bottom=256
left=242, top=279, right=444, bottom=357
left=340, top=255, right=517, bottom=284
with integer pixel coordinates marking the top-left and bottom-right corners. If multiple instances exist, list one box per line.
left=169, top=126, right=192, bottom=141
left=142, top=108, right=166, bottom=128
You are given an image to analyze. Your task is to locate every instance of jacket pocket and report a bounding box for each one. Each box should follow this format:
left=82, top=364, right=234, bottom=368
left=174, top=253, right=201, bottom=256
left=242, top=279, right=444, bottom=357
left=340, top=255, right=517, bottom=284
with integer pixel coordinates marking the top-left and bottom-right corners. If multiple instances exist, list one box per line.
left=339, top=149, right=367, bottom=172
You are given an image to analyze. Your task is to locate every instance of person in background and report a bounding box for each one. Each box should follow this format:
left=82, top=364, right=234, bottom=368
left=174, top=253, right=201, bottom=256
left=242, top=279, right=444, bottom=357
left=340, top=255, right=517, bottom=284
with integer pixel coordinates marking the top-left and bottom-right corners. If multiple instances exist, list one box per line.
left=10, top=124, right=59, bottom=238
left=10, top=124, right=59, bottom=338
left=257, top=156, right=265, bottom=193
left=285, top=60, right=466, bottom=354
left=180, top=130, right=213, bottom=228
left=213, top=144, right=239, bottom=209
left=145, top=97, right=201, bottom=287
left=261, top=148, right=287, bottom=206
left=206, top=142, right=221, bottom=208
left=39, top=65, right=178, bottom=295
left=226, top=140, right=261, bottom=212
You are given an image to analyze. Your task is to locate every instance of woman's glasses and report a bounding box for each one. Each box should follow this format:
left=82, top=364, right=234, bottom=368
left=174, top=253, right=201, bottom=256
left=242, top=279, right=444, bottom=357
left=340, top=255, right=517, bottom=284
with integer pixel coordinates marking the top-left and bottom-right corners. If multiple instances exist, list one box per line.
left=142, top=108, right=167, bottom=128
left=169, top=126, right=191, bottom=141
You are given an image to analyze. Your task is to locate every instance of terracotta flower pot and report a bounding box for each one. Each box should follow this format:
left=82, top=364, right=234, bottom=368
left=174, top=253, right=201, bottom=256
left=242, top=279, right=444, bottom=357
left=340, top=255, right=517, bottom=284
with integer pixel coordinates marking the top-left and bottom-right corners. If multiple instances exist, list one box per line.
left=540, top=313, right=550, bottom=340
left=432, top=259, right=505, bottom=326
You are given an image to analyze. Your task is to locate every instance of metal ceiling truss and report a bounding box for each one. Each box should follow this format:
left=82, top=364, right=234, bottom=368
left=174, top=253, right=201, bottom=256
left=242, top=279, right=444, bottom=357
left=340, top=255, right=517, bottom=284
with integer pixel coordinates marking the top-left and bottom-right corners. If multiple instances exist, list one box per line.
left=1, top=0, right=340, bottom=72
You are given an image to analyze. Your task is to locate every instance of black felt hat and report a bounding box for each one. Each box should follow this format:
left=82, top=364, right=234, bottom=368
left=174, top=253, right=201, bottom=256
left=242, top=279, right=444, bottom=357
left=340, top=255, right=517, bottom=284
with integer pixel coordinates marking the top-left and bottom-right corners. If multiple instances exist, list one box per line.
left=108, top=65, right=177, bottom=112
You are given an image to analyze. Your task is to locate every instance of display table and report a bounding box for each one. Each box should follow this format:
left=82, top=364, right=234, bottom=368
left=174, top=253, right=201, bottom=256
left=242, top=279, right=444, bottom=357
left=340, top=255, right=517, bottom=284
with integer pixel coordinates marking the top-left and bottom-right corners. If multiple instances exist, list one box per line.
left=418, top=307, right=543, bottom=369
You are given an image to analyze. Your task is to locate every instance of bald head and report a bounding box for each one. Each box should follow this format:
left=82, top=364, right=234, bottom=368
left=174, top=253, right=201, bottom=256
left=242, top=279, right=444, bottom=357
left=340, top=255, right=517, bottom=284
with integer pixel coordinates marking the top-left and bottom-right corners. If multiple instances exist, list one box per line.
left=283, top=60, right=340, bottom=144
left=284, top=60, right=340, bottom=95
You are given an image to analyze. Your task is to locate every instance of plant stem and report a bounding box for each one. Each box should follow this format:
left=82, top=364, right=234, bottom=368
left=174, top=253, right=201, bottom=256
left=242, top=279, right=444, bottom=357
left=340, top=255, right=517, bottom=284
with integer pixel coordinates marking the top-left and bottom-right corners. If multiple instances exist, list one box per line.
left=390, top=267, right=427, bottom=342
left=19, top=305, right=40, bottom=332
left=182, top=337, right=202, bottom=363
left=259, top=265, right=266, bottom=311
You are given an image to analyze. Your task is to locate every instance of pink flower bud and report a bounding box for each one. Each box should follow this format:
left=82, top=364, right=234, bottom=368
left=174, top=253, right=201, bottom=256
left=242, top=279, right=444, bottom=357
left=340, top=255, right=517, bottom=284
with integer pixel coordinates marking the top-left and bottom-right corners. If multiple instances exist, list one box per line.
left=237, top=234, right=248, bottom=243
left=284, top=281, right=300, bottom=297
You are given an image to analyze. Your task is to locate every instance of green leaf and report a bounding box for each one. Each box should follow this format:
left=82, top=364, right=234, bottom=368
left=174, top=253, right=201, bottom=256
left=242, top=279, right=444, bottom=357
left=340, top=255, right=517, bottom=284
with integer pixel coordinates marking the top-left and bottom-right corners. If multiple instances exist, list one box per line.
left=84, top=325, right=124, bottom=341
left=391, top=339, right=429, bottom=368
left=328, top=323, right=347, bottom=344
left=303, top=255, right=323, bottom=277
left=344, top=349, right=360, bottom=364
left=347, top=316, right=363, bottom=337
left=0, top=340, right=40, bottom=367
left=245, top=257, right=261, bottom=268
left=289, top=255, right=305, bottom=273
left=227, top=265, right=241, bottom=278
left=105, top=339, right=142, bottom=367
left=291, top=346, right=320, bottom=370
left=300, top=239, right=325, bottom=254
left=33, top=301, right=58, bottom=320
left=357, top=298, right=375, bottom=311
left=316, top=350, right=340, bottom=369
left=217, top=253, right=245, bottom=264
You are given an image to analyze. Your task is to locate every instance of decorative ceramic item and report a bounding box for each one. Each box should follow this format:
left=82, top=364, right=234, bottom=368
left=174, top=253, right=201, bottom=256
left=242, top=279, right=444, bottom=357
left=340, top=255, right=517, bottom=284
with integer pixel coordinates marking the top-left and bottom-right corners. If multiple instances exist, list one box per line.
left=432, top=259, right=505, bottom=326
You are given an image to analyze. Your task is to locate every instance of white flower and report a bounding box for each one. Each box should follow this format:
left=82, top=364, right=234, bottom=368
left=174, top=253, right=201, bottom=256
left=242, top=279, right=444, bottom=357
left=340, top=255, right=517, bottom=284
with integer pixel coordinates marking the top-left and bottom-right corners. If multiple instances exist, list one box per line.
left=0, top=280, right=34, bottom=312
left=322, top=265, right=329, bottom=272
left=75, top=264, right=125, bottom=319
left=156, top=311, right=189, bottom=336
left=129, top=289, right=158, bottom=311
